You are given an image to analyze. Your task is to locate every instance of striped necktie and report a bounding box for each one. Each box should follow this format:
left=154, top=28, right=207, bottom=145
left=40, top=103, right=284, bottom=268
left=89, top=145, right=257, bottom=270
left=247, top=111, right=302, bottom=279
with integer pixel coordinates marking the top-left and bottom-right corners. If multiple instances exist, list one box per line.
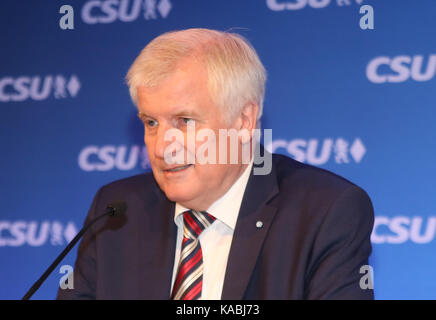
left=171, top=210, right=216, bottom=300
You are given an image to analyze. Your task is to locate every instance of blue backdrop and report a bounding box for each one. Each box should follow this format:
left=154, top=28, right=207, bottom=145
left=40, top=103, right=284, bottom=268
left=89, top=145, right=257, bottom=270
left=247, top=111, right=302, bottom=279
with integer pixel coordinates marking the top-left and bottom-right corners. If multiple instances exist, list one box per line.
left=1, top=0, right=435, bottom=300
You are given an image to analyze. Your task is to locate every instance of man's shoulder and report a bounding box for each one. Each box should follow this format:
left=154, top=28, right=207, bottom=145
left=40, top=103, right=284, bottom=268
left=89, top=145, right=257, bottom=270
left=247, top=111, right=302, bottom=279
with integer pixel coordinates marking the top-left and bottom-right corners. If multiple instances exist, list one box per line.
left=271, top=153, right=361, bottom=195
left=269, top=153, right=373, bottom=231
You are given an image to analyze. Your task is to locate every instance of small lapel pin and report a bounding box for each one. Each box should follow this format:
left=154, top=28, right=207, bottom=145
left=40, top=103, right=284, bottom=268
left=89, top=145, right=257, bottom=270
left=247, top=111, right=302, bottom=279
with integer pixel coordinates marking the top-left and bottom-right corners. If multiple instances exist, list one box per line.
left=256, top=221, right=263, bottom=229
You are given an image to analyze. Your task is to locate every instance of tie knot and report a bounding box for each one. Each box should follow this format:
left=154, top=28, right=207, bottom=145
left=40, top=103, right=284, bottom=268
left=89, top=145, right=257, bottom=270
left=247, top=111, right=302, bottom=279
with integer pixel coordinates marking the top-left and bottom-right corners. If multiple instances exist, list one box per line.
left=183, top=210, right=216, bottom=239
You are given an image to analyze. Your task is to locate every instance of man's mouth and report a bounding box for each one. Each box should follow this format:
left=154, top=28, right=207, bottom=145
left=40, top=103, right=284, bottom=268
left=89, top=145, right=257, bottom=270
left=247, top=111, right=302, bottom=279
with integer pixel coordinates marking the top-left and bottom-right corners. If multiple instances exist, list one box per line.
left=164, top=164, right=193, bottom=173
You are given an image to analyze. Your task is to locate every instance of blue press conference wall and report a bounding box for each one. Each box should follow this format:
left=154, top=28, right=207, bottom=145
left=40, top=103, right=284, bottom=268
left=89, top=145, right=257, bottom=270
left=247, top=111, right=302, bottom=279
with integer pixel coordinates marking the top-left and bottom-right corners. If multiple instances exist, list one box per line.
left=1, top=0, right=435, bottom=300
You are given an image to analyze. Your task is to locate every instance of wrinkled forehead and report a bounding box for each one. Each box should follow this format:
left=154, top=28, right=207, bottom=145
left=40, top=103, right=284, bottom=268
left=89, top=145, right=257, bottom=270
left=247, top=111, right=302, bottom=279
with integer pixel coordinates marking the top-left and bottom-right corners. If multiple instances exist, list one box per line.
left=135, top=61, right=220, bottom=119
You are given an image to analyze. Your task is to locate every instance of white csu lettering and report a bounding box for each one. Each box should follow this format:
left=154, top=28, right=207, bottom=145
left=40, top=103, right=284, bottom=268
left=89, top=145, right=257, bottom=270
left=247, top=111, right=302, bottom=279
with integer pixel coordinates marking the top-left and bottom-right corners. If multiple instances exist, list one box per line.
left=371, top=216, right=436, bottom=244
left=266, top=0, right=330, bottom=11
left=0, top=76, right=53, bottom=102
left=81, top=0, right=143, bottom=24
left=366, top=55, right=436, bottom=84
left=0, top=221, right=50, bottom=247
left=78, top=145, right=141, bottom=171
left=267, top=139, right=333, bottom=165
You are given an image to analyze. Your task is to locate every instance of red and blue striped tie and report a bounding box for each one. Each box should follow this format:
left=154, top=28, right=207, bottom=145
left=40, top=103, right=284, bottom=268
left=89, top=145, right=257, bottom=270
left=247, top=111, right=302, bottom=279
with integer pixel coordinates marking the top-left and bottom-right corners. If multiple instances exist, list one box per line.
left=171, top=210, right=216, bottom=300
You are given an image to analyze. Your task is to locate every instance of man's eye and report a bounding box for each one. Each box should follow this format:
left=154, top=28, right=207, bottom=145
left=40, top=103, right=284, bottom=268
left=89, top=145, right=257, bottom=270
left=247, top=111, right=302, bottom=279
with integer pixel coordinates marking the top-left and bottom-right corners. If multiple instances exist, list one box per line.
left=181, top=118, right=194, bottom=125
left=146, top=119, right=158, bottom=127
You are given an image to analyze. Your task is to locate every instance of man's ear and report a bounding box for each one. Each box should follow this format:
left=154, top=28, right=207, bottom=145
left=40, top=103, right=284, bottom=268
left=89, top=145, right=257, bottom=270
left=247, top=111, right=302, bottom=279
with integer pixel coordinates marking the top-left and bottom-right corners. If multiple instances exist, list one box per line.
left=238, top=102, right=258, bottom=144
left=240, top=102, right=258, bottom=131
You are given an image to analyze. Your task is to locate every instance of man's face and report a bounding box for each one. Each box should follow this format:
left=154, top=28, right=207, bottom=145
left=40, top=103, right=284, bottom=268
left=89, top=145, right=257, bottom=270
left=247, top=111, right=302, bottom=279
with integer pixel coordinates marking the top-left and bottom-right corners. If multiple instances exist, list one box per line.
left=136, top=59, right=250, bottom=211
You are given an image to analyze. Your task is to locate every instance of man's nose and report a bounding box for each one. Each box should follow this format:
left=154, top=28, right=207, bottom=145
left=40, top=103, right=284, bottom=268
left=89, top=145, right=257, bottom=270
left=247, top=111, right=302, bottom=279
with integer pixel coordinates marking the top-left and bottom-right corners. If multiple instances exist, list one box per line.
left=153, top=126, right=185, bottom=162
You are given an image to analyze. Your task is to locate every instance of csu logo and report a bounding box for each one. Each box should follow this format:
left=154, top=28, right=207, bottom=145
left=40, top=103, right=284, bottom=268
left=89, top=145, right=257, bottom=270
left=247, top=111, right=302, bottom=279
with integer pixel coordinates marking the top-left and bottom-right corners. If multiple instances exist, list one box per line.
left=266, top=138, right=366, bottom=165
left=371, top=216, right=436, bottom=244
left=266, top=0, right=363, bottom=11
left=78, top=145, right=151, bottom=171
left=0, top=75, right=80, bottom=102
left=366, top=54, right=436, bottom=84
left=0, top=221, right=78, bottom=247
left=81, top=0, right=172, bottom=24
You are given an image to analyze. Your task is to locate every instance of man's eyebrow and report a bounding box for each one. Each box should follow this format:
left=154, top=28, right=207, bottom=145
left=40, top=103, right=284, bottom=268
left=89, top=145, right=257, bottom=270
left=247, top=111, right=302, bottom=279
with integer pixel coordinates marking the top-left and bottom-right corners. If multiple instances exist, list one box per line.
left=137, top=109, right=201, bottom=120
left=137, top=112, right=153, bottom=120
left=173, top=110, right=200, bottom=118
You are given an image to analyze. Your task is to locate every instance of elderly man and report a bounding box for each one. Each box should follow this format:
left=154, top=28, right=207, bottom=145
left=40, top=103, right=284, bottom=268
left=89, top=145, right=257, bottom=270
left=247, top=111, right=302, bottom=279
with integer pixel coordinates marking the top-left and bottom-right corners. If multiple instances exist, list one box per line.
left=57, top=28, right=374, bottom=300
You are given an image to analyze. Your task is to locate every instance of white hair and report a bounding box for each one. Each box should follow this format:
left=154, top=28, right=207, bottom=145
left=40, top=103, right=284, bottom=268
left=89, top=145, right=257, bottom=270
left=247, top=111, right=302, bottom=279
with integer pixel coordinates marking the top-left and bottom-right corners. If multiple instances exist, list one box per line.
left=125, top=28, right=266, bottom=124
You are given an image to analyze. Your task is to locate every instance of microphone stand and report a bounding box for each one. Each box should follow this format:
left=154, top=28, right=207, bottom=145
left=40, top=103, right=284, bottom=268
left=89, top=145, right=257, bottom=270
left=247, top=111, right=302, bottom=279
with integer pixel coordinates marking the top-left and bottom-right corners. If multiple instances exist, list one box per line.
left=22, top=203, right=124, bottom=300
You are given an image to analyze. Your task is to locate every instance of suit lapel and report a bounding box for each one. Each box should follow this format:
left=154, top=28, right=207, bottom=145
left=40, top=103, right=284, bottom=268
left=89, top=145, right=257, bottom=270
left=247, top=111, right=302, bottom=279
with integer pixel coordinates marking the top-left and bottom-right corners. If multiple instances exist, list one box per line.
left=221, top=155, right=279, bottom=299
left=138, top=180, right=177, bottom=299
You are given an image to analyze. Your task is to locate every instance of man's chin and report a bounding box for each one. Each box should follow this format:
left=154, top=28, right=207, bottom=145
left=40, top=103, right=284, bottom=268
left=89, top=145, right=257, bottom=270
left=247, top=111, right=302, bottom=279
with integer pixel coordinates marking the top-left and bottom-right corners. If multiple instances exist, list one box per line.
left=163, top=188, right=195, bottom=205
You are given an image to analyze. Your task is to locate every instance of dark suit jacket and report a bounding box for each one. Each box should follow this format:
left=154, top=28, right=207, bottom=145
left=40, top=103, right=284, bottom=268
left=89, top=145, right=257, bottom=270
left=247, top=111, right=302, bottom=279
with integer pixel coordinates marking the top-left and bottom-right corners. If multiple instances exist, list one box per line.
left=57, top=152, right=374, bottom=300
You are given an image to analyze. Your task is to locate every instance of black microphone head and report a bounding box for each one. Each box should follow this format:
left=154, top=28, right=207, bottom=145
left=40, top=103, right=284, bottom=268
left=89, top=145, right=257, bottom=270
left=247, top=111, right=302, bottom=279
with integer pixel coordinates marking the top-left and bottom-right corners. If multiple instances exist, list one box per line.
left=106, top=201, right=127, bottom=217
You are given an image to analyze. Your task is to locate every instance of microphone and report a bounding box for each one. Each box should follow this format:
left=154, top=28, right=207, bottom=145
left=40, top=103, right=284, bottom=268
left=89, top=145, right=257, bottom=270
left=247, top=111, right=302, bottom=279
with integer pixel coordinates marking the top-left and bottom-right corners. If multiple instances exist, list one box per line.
left=22, top=201, right=127, bottom=300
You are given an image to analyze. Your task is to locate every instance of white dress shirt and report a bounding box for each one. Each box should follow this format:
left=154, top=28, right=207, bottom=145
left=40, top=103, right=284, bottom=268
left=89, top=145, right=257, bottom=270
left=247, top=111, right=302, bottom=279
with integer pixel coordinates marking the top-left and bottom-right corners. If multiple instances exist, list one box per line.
left=171, top=160, right=254, bottom=300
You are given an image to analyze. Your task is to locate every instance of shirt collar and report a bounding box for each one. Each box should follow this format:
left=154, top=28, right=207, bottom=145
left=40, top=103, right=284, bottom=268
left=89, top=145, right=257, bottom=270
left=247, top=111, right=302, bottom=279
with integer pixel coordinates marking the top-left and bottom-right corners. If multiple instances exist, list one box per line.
left=174, top=159, right=254, bottom=230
